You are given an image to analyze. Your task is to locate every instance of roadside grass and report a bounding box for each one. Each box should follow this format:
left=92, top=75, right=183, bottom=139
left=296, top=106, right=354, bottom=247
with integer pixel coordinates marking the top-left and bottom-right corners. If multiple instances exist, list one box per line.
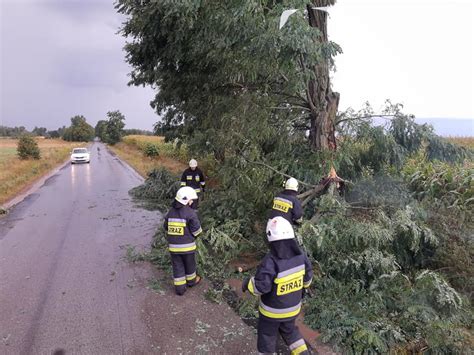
left=108, top=135, right=188, bottom=177
left=123, top=244, right=150, bottom=263
left=0, top=138, right=78, bottom=206
left=147, top=278, right=165, bottom=295
left=446, top=136, right=474, bottom=149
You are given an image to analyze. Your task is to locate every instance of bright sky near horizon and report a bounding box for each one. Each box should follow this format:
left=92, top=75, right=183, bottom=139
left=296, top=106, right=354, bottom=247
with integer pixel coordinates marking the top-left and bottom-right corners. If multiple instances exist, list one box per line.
left=330, top=0, right=474, bottom=120
left=0, top=0, right=473, bottom=131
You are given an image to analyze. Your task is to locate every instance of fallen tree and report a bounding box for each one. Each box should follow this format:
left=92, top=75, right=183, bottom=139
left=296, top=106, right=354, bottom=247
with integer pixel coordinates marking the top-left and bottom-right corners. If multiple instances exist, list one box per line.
left=117, top=1, right=473, bottom=352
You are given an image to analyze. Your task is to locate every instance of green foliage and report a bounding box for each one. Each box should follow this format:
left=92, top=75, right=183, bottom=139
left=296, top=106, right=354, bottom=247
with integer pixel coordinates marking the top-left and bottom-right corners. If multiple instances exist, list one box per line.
left=143, top=143, right=159, bottom=157
left=345, top=175, right=412, bottom=211
left=300, top=203, right=471, bottom=353
left=104, top=110, right=126, bottom=145
left=403, top=154, right=473, bottom=214
left=130, top=101, right=474, bottom=352
left=433, top=233, right=474, bottom=303
left=117, top=0, right=342, bottom=152
left=149, top=232, right=172, bottom=273
left=204, top=287, right=225, bottom=305
left=17, top=135, right=41, bottom=159
left=124, top=244, right=149, bottom=263
left=195, top=219, right=258, bottom=279
left=0, top=125, right=28, bottom=137
left=47, top=130, right=61, bottom=139
left=122, top=135, right=189, bottom=162
left=304, top=273, right=469, bottom=354
left=336, top=102, right=471, bottom=180
left=95, top=120, right=108, bottom=142
left=129, top=168, right=180, bottom=211
left=117, top=1, right=473, bottom=350
left=236, top=297, right=259, bottom=320
left=147, top=278, right=164, bottom=294
left=32, top=126, right=48, bottom=137
left=63, top=115, right=94, bottom=142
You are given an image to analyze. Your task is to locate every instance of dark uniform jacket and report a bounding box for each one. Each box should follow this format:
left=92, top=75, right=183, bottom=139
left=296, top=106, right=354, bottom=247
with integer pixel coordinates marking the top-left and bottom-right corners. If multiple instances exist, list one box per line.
left=180, top=167, right=206, bottom=193
left=269, top=190, right=303, bottom=225
left=247, top=240, right=313, bottom=321
left=163, top=201, right=202, bottom=254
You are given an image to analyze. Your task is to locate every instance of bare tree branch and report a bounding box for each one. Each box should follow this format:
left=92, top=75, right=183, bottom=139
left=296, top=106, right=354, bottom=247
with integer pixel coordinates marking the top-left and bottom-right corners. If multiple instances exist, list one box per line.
left=243, top=157, right=317, bottom=188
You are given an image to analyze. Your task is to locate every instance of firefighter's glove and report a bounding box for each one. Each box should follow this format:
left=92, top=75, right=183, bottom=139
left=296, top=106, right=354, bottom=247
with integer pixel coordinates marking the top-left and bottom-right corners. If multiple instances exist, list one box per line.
left=242, top=276, right=250, bottom=293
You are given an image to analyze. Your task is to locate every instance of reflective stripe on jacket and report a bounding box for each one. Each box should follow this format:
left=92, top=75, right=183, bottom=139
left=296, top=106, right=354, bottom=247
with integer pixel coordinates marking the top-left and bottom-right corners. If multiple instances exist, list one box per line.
left=163, top=204, right=202, bottom=254
left=180, top=167, right=206, bottom=192
left=247, top=253, right=313, bottom=321
left=269, top=190, right=303, bottom=225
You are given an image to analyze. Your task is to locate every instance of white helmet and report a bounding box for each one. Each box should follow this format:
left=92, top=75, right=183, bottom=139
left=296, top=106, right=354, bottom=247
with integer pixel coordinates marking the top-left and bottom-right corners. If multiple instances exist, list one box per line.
left=285, top=177, right=298, bottom=191
left=175, top=186, right=198, bottom=205
left=189, top=159, right=198, bottom=168
left=266, top=217, right=295, bottom=242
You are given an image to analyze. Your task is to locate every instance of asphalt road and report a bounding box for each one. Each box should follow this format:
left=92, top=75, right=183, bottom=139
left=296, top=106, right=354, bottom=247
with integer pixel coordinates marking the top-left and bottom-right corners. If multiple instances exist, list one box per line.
left=0, top=143, right=256, bottom=354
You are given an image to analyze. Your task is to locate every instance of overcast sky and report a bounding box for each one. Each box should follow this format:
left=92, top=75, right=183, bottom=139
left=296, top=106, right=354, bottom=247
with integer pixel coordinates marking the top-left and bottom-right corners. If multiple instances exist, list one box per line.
left=0, top=0, right=473, bottom=132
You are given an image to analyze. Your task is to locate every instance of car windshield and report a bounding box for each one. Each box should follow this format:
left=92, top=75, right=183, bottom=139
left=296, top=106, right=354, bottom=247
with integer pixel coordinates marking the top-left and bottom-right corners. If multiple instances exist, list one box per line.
left=73, top=148, right=87, bottom=154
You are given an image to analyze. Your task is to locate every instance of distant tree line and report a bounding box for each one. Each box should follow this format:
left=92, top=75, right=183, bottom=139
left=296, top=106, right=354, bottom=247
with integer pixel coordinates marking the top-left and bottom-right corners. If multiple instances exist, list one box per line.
left=0, top=125, right=28, bottom=137
left=2, top=110, right=150, bottom=144
left=0, top=125, right=67, bottom=138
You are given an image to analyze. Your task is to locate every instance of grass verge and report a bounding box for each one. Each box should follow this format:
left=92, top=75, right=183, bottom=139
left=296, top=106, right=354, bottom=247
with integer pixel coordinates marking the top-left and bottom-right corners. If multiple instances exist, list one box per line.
left=108, top=135, right=187, bottom=177
left=0, top=138, right=78, bottom=206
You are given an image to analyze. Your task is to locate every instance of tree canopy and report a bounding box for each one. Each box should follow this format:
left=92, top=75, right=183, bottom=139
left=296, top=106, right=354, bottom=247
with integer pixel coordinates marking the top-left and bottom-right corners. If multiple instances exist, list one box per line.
left=105, top=110, right=126, bottom=145
left=117, top=0, right=342, bottom=156
left=95, top=110, right=126, bottom=145
left=63, top=115, right=95, bottom=142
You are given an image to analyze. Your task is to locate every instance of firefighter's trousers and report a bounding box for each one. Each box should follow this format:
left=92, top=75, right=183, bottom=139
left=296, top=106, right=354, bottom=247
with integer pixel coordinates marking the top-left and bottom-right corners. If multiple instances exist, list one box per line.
left=257, top=316, right=309, bottom=355
left=170, top=253, right=197, bottom=295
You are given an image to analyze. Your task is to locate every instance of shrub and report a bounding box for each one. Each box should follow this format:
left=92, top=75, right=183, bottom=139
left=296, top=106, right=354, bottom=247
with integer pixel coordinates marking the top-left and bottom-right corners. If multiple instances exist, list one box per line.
left=143, top=143, right=159, bottom=157
left=17, top=135, right=41, bottom=159
left=403, top=155, right=473, bottom=213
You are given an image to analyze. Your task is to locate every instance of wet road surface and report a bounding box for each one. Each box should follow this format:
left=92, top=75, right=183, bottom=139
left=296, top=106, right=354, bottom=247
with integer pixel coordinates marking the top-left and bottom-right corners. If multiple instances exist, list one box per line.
left=0, top=143, right=257, bottom=354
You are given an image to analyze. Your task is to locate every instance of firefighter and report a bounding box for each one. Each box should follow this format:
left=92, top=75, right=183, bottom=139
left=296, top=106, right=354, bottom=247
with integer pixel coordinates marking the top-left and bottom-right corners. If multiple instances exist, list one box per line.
left=180, top=159, right=206, bottom=209
left=269, top=177, right=303, bottom=226
left=242, top=217, right=313, bottom=355
left=163, top=186, right=203, bottom=295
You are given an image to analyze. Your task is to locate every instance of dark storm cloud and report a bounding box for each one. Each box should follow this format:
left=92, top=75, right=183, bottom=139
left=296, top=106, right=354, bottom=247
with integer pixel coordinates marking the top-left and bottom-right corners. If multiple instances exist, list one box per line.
left=51, top=48, right=125, bottom=88
left=0, top=0, right=157, bottom=130
left=43, top=0, right=113, bottom=20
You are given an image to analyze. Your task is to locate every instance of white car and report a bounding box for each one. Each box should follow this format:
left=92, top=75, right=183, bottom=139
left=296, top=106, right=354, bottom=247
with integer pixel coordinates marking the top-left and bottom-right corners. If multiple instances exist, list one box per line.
left=71, top=148, right=90, bottom=164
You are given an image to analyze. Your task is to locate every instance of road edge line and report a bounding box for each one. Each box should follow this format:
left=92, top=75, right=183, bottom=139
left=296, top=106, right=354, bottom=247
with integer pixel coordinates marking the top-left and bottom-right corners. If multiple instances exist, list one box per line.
left=105, top=145, right=145, bottom=183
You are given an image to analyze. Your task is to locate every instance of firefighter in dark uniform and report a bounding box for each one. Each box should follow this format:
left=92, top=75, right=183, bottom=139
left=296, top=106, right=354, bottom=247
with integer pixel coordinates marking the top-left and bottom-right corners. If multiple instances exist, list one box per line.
left=163, top=186, right=203, bottom=295
left=242, top=217, right=313, bottom=355
left=269, top=177, right=303, bottom=226
left=180, top=159, right=206, bottom=209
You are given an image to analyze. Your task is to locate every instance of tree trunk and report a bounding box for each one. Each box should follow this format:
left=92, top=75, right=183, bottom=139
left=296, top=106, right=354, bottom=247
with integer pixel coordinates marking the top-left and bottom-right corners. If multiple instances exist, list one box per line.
left=306, top=0, right=339, bottom=151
